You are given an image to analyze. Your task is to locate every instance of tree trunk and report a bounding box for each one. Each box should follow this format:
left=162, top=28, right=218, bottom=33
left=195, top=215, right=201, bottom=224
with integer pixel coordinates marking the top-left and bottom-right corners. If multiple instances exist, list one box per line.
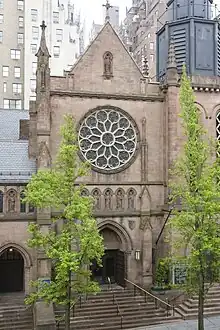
left=198, top=272, right=205, bottom=330
left=65, top=269, right=71, bottom=330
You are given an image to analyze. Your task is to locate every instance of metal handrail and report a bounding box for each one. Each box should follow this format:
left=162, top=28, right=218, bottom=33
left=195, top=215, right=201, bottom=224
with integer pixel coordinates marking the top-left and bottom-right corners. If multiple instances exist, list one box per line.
left=107, top=277, right=123, bottom=329
left=124, top=278, right=183, bottom=318
left=55, top=294, right=82, bottom=329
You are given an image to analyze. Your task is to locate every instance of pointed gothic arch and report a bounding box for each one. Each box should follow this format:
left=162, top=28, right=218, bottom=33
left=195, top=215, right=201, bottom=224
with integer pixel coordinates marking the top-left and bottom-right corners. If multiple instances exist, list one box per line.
left=98, top=219, right=133, bottom=252
left=0, top=243, right=32, bottom=293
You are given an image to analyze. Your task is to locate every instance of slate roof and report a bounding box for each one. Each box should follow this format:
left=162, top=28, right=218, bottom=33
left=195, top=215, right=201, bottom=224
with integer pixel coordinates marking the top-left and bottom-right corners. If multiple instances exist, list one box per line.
left=0, top=109, right=36, bottom=183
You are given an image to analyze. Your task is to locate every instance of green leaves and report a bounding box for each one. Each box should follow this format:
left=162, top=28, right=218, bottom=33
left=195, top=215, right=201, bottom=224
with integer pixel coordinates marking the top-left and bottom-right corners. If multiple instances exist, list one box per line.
left=25, top=114, right=104, bottom=309
left=167, top=65, right=220, bottom=295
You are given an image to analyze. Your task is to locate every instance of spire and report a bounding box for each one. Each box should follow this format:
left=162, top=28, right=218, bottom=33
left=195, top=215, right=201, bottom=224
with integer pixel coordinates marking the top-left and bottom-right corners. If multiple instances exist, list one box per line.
left=167, top=36, right=177, bottom=70
left=142, top=55, right=149, bottom=78
left=103, top=0, right=113, bottom=23
left=36, top=21, right=50, bottom=58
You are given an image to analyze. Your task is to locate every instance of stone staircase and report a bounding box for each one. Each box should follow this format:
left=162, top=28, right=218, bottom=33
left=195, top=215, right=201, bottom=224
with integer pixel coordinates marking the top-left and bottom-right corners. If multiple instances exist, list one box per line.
left=0, top=294, right=34, bottom=330
left=55, top=287, right=182, bottom=329
left=175, top=284, right=220, bottom=320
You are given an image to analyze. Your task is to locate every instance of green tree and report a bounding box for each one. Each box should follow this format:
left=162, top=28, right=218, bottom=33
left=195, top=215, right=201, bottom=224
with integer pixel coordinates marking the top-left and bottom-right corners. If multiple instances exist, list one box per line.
left=24, top=115, right=104, bottom=330
left=167, top=66, right=220, bottom=330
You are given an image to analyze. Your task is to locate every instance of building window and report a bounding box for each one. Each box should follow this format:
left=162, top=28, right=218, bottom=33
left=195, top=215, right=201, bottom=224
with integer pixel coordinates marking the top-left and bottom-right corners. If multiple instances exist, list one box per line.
left=32, top=26, right=39, bottom=40
left=17, top=0, right=24, bottom=11
left=0, top=0, right=3, bottom=9
left=0, top=31, right=2, bottom=42
left=14, top=67, right=21, bottom=78
left=18, top=16, right=23, bottom=27
left=53, top=46, right=60, bottom=58
left=17, top=33, right=24, bottom=44
left=31, top=9, right=38, bottom=22
left=0, top=191, right=3, bottom=213
left=20, top=191, right=26, bottom=213
left=3, top=82, right=6, bottom=93
left=28, top=203, right=35, bottom=213
left=13, top=83, right=22, bottom=93
left=11, top=49, right=21, bottom=60
left=150, top=42, right=154, bottom=50
left=2, top=66, right=9, bottom=77
left=0, top=14, right=3, bottom=23
left=30, top=79, right=36, bottom=91
left=53, top=11, right=59, bottom=23
left=4, top=99, right=22, bottom=109
left=31, top=44, right=37, bottom=54
left=56, top=29, right=63, bottom=42
left=150, top=54, right=154, bottom=61
left=32, top=62, right=37, bottom=75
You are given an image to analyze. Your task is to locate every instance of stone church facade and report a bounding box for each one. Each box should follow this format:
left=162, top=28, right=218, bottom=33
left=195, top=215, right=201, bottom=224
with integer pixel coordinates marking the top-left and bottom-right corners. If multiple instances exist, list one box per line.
left=0, top=16, right=220, bottom=327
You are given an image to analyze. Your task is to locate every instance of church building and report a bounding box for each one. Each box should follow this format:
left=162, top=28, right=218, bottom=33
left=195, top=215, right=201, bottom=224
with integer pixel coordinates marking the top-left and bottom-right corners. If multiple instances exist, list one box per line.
left=0, top=0, right=220, bottom=327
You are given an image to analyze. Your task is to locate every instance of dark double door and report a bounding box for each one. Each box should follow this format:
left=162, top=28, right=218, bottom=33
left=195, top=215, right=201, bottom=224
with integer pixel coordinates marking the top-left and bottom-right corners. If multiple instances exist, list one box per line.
left=92, top=249, right=125, bottom=287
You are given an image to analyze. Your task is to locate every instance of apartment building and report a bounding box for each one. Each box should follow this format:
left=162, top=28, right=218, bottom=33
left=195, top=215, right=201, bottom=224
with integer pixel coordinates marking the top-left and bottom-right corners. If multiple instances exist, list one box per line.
left=0, top=0, right=83, bottom=110
left=120, top=0, right=166, bottom=80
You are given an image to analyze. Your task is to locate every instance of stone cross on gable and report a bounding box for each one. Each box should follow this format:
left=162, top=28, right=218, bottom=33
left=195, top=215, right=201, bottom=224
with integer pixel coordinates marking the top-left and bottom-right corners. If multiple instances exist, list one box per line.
left=40, top=20, right=46, bottom=31
left=103, top=0, right=113, bottom=23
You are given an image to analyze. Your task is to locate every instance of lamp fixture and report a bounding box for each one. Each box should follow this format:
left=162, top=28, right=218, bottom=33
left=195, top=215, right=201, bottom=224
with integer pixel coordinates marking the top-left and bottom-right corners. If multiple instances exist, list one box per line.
left=135, top=249, right=141, bottom=261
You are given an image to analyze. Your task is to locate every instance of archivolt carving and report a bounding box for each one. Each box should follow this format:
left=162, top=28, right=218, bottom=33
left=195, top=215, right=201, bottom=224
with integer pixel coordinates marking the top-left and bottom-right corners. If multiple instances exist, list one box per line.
left=0, top=242, right=32, bottom=267
left=195, top=102, right=208, bottom=119
left=98, top=219, right=133, bottom=251
left=211, top=104, right=220, bottom=120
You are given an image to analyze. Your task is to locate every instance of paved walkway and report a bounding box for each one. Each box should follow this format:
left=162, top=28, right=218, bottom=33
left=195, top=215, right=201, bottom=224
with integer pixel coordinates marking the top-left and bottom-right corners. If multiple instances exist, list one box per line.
left=128, top=316, right=220, bottom=329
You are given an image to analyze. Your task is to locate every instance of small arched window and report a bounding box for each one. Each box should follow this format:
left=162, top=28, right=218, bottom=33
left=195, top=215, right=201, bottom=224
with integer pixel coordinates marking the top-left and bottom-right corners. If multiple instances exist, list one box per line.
left=0, top=191, right=3, bottom=213
left=216, top=111, right=220, bottom=157
left=20, top=191, right=26, bottom=213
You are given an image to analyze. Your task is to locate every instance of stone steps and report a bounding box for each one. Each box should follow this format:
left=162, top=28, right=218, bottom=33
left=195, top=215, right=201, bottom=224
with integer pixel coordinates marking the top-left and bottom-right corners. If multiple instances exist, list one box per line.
left=0, top=296, right=33, bottom=330
left=55, top=288, right=181, bottom=329
left=175, top=285, right=220, bottom=320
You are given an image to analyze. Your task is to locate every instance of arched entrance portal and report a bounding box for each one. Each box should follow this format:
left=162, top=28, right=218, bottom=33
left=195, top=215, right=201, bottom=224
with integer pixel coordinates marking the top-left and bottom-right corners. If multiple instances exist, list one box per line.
left=0, top=247, right=24, bottom=292
left=91, top=228, right=126, bottom=287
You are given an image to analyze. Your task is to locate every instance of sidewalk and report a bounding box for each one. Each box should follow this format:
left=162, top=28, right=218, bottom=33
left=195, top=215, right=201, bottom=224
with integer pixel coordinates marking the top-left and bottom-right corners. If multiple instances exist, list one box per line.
left=127, top=316, right=220, bottom=329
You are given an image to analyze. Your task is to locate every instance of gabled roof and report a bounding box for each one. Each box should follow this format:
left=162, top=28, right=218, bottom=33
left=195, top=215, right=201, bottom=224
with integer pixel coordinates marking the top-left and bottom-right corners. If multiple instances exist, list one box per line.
left=69, top=21, right=143, bottom=77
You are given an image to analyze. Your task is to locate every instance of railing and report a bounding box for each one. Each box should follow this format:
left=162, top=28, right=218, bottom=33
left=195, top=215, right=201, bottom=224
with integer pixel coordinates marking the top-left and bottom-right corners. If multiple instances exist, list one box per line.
left=56, top=295, right=83, bottom=329
left=124, top=278, right=183, bottom=318
left=107, top=277, right=123, bottom=329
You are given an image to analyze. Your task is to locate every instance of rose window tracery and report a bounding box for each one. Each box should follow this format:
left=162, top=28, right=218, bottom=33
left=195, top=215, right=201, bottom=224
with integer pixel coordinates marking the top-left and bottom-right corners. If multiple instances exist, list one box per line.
left=78, top=108, right=138, bottom=172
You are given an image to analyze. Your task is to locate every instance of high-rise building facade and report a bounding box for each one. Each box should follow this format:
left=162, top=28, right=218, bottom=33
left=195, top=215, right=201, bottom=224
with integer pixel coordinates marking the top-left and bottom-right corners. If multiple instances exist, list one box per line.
left=120, top=0, right=166, bottom=80
left=0, top=0, right=84, bottom=110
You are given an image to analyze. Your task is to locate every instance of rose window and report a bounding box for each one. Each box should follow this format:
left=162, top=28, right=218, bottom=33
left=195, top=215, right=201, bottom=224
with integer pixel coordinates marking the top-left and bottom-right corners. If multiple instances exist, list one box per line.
left=78, top=109, right=138, bottom=172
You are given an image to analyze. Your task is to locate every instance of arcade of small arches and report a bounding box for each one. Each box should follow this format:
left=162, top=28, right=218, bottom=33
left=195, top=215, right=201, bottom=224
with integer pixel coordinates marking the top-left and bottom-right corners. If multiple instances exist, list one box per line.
left=0, top=188, right=35, bottom=214
left=81, top=187, right=137, bottom=211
